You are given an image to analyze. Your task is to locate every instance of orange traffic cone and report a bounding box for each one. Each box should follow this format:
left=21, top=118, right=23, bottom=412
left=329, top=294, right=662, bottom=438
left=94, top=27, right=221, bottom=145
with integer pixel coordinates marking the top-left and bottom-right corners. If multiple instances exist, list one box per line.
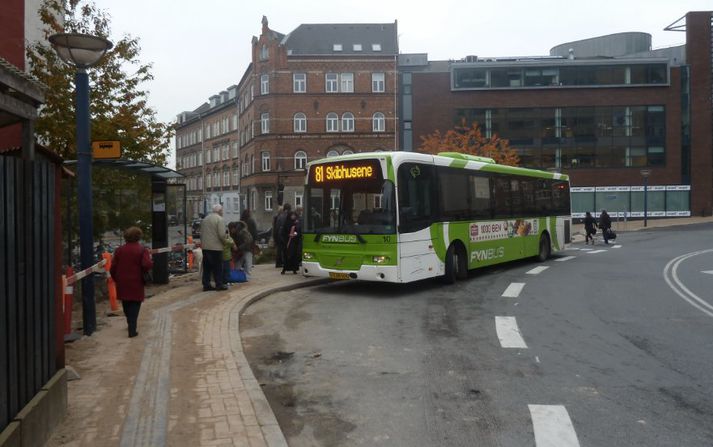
left=102, top=251, right=119, bottom=312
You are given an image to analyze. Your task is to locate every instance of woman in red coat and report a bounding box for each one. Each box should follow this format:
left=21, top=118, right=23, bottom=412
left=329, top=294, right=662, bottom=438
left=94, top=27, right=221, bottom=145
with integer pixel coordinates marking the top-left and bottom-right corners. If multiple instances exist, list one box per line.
left=110, top=226, right=153, bottom=337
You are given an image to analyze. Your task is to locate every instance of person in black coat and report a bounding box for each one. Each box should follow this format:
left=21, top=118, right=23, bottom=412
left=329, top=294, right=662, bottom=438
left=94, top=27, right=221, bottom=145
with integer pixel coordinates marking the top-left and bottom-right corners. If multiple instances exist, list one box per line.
left=281, top=211, right=301, bottom=274
left=584, top=211, right=598, bottom=245
left=274, top=203, right=292, bottom=268
left=599, top=210, right=612, bottom=244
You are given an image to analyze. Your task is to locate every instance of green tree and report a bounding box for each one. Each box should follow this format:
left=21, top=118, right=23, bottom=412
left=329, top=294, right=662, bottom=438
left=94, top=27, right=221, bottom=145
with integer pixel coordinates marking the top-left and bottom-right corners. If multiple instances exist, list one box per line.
left=27, top=0, right=171, bottom=243
left=27, top=0, right=171, bottom=164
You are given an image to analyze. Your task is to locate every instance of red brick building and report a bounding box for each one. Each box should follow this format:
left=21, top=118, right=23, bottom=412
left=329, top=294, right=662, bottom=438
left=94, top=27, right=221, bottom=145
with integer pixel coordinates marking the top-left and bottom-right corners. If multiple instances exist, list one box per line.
left=401, top=11, right=712, bottom=218
left=176, top=17, right=398, bottom=229
left=175, top=87, right=241, bottom=223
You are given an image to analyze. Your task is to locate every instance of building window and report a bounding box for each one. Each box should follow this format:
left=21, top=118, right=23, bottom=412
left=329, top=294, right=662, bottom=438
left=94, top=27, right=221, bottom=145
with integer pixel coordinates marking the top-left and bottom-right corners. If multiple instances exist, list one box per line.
left=213, top=172, right=220, bottom=188
left=261, top=113, right=270, bottom=134
left=251, top=189, right=257, bottom=210
left=353, top=44, right=362, bottom=52
left=293, top=72, right=306, bottom=93
left=342, top=149, right=354, bottom=155
left=261, top=151, right=271, bottom=171
left=265, top=191, right=273, bottom=211
left=325, top=73, right=338, bottom=93
left=231, top=142, right=238, bottom=158
left=373, top=112, right=386, bottom=132
left=260, top=74, right=269, bottom=95
left=333, top=44, right=343, bottom=52
left=294, top=150, right=307, bottom=170
left=223, top=169, right=230, bottom=187
left=326, top=112, right=339, bottom=132
left=372, top=43, right=382, bottom=51
left=233, top=167, right=239, bottom=186
left=326, top=149, right=339, bottom=158
left=251, top=155, right=255, bottom=173
left=295, top=192, right=303, bottom=208
left=206, top=173, right=212, bottom=188
left=340, top=73, right=354, bottom=93
left=294, top=112, right=307, bottom=133
left=372, top=72, right=385, bottom=92
left=260, top=45, right=269, bottom=60
left=341, top=112, right=355, bottom=132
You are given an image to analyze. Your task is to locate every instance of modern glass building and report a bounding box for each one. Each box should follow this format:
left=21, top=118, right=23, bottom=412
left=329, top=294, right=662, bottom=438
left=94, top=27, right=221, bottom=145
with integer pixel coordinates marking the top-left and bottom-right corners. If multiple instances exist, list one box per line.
left=400, top=12, right=713, bottom=218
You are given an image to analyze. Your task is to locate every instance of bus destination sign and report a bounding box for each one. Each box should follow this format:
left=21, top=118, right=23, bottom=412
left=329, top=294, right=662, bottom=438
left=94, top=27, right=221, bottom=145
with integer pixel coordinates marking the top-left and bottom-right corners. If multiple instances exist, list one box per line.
left=311, top=160, right=381, bottom=184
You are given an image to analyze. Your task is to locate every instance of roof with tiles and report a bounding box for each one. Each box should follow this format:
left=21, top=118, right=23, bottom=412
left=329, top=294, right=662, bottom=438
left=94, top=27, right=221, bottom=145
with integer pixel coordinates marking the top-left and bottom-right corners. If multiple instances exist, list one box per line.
left=283, top=22, right=398, bottom=56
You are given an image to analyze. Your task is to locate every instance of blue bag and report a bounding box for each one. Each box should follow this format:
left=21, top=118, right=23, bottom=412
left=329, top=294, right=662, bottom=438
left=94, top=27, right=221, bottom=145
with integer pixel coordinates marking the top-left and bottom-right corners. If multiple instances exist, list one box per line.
left=228, top=268, right=247, bottom=283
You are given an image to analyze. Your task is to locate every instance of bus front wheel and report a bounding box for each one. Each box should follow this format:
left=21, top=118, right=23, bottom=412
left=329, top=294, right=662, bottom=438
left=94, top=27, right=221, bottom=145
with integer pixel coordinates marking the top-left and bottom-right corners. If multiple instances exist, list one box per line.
left=537, top=233, right=551, bottom=262
left=442, top=244, right=467, bottom=284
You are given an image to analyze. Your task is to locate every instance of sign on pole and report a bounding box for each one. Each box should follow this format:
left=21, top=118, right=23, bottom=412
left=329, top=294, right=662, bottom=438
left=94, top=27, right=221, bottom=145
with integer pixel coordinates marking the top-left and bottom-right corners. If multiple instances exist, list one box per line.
left=91, top=140, right=121, bottom=159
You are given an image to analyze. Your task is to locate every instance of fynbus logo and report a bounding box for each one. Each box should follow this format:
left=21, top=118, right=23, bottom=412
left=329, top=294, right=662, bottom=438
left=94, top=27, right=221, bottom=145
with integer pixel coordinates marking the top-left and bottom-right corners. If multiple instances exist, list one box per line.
left=321, top=234, right=358, bottom=243
left=471, top=247, right=505, bottom=262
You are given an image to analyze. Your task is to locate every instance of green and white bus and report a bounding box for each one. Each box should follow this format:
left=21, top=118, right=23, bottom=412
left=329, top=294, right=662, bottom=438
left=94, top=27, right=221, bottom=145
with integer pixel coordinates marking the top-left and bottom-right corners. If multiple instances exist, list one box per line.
left=302, top=151, right=571, bottom=283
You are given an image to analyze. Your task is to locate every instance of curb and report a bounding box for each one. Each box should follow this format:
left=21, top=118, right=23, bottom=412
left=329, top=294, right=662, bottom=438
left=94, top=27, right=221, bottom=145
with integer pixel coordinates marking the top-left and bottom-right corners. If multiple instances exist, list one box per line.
left=225, top=276, right=331, bottom=447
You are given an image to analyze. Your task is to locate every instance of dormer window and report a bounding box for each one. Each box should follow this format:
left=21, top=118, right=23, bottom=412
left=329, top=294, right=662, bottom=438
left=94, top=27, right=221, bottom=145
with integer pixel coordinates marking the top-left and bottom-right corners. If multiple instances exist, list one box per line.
left=372, top=43, right=382, bottom=52
left=353, top=44, right=362, bottom=52
left=333, top=44, right=343, bottom=52
left=260, top=45, right=269, bottom=60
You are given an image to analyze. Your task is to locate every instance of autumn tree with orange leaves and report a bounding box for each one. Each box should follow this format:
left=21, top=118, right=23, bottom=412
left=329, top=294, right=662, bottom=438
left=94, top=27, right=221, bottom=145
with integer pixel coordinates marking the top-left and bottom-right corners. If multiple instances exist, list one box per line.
left=419, top=120, right=520, bottom=166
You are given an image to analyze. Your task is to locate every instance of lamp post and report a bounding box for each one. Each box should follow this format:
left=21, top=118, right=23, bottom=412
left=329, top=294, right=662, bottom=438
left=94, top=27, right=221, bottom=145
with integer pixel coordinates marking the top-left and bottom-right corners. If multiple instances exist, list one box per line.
left=50, top=33, right=112, bottom=336
left=640, top=169, right=651, bottom=228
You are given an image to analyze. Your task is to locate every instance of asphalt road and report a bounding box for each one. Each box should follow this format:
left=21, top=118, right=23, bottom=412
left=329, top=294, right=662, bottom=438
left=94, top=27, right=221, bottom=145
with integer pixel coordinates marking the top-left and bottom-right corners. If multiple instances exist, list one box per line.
left=241, top=223, right=713, bottom=447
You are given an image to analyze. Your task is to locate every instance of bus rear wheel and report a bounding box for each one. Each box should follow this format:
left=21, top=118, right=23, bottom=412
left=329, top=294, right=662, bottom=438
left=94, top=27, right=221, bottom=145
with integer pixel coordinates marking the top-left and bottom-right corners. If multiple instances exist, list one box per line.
left=537, top=233, right=551, bottom=262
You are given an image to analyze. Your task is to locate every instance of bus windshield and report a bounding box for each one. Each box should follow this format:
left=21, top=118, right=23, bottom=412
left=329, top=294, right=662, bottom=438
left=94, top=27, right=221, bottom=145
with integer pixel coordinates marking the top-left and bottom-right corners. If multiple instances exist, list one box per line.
left=305, top=178, right=396, bottom=235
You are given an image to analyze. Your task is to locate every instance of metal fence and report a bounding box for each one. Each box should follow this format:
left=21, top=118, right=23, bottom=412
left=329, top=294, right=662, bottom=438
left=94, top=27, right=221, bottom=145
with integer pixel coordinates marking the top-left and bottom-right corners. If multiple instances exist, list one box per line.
left=0, top=156, right=58, bottom=432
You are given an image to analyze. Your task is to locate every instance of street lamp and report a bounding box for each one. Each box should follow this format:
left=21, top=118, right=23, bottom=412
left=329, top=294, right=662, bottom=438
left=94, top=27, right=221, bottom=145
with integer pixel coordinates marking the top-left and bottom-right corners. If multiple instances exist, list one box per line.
left=640, top=169, right=651, bottom=228
left=50, top=33, right=112, bottom=336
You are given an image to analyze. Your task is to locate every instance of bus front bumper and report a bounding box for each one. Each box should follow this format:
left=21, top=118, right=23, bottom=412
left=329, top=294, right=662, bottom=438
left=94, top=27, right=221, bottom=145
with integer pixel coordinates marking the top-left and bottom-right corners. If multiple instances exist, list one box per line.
left=302, top=262, right=400, bottom=282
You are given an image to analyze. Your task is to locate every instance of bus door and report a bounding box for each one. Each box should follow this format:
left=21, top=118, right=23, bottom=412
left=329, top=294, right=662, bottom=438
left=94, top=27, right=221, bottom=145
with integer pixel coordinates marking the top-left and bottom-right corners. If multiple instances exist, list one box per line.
left=397, top=163, right=440, bottom=281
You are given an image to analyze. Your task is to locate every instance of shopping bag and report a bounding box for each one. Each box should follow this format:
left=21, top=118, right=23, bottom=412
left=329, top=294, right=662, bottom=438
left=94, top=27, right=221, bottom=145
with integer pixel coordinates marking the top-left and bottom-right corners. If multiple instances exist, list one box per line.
left=606, top=228, right=617, bottom=240
left=228, top=268, right=247, bottom=283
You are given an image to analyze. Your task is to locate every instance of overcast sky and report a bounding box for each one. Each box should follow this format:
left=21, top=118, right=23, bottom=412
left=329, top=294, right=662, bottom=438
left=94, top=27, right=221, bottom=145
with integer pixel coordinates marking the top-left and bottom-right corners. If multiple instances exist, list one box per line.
left=90, top=0, right=710, bottom=165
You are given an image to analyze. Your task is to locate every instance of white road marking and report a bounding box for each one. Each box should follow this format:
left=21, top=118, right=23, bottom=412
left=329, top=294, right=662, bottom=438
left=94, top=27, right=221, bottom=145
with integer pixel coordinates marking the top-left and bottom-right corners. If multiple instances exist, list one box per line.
left=502, top=282, right=526, bottom=298
left=586, top=250, right=607, bottom=254
left=495, top=316, right=528, bottom=348
left=529, top=405, right=581, bottom=447
left=580, top=248, right=593, bottom=251
left=567, top=247, right=581, bottom=251
left=663, top=249, right=713, bottom=318
left=612, top=245, right=622, bottom=248
left=535, top=356, right=541, bottom=363
left=702, top=270, right=713, bottom=275
left=555, top=256, right=576, bottom=262
left=527, top=266, right=549, bottom=275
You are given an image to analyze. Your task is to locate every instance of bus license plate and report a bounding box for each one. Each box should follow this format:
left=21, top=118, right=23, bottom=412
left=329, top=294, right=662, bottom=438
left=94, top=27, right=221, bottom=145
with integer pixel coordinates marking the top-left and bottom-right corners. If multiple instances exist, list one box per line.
left=329, top=272, right=350, bottom=280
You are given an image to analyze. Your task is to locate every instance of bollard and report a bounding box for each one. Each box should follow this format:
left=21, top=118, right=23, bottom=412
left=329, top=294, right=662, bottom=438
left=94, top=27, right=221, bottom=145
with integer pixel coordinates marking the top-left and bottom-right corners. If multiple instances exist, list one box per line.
left=63, top=266, right=74, bottom=335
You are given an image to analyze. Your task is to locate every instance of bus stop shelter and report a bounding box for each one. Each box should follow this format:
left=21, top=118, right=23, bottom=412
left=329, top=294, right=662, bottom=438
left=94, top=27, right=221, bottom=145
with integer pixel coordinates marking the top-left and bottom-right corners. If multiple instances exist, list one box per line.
left=64, top=158, right=186, bottom=284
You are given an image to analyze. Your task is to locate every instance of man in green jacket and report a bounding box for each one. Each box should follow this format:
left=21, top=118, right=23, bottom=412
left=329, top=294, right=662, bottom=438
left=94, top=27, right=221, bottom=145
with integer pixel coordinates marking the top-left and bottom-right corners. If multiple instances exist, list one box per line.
left=200, top=204, right=228, bottom=290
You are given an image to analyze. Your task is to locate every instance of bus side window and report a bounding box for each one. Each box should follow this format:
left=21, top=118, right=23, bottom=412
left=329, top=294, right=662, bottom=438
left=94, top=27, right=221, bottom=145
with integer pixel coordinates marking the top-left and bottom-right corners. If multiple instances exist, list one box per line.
left=493, top=176, right=512, bottom=218
left=469, top=174, right=492, bottom=219
left=398, top=163, right=436, bottom=233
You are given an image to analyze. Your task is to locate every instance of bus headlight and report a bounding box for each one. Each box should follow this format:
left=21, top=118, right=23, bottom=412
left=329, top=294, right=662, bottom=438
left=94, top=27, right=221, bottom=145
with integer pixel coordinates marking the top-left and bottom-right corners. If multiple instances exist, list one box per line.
left=303, top=252, right=315, bottom=260
left=372, top=255, right=389, bottom=264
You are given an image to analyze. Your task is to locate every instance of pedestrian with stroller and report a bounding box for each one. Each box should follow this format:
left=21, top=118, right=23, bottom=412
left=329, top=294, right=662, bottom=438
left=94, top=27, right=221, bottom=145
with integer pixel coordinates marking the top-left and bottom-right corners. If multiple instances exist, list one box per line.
left=599, top=209, right=612, bottom=244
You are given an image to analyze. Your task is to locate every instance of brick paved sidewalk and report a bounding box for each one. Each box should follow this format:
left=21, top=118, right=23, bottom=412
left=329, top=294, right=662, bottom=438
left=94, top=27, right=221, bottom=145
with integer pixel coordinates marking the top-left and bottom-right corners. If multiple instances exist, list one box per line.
left=47, top=265, right=325, bottom=447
